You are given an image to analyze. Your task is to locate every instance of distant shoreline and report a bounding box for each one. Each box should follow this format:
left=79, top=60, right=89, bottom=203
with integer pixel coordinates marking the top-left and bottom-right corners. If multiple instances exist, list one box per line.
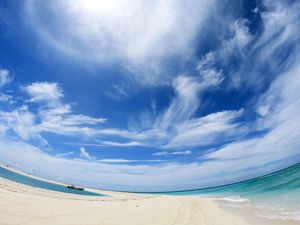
left=145, top=162, right=300, bottom=194
left=2, top=173, right=297, bottom=225
left=0, top=175, right=285, bottom=225
left=2, top=161, right=299, bottom=194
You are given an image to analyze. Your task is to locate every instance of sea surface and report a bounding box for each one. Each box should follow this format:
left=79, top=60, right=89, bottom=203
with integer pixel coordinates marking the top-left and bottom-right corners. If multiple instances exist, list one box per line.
left=1, top=163, right=299, bottom=220
left=163, top=163, right=300, bottom=221
left=0, top=166, right=105, bottom=196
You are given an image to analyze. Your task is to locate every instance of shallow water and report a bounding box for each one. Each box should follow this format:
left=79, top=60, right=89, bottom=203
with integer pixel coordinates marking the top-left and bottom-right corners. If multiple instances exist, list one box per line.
left=1, top=163, right=299, bottom=220
left=0, top=166, right=105, bottom=196
left=161, top=163, right=300, bottom=221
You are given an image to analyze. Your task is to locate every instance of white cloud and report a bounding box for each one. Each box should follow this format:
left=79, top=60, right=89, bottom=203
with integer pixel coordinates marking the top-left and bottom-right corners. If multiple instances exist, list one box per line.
left=230, top=1, right=299, bottom=89
left=54, top=73, right=234, bottom=150
left=104, top=84, right=131, bottom=101
left=223, top=19, right=253, bottom=57
left=97, top=159, right=164, bottom=163
left=0, top=0, right=299, bottom=192
left=17, top=1, right=298, bottom=152
left=155, top=74, right=224, bottom=131
left=1, top=82, right=109, bottom=144
left=0, top=82, right=107, bottom=143
left=195, top=18, right=254, bottom=89
left=25, top=0, right=215, bottom=85
left=197, top=53, right=224, bottom=86
left=123, top=74, right=236, bottom=149
left=80, top=74, right=239, bottom=150
left=0, top=93, right=15, bottom=104
left=0, top=106, right=43, bottom=141
left=255, top=1, right=300, bottom=61
left=0, top=68, right=12, bottom=87
left=153, top=150, right=192, bottom=156
left=97, top=159, right=140, bottom=163
left=155, top=76, right=203, bottom=130
left=203, top=61, right=300, bottom=173
left=0, top=137, right=298, bottom=192
left=164, top=110, right=245, bottom=149
left=24, top=82, right=63, bottom=105
left=0, top=125, right=8, bottom=136
left=55, top=151, right=74, bottom=157
left=1, top=57, right=300, bottom=191
left=101, top=141, right=143, bottom=147
left=79, top=146, right=95, bottom=160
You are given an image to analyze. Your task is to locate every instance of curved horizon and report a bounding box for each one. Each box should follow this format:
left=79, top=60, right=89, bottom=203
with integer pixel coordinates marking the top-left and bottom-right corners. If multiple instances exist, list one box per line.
left=0, top=0, right=300, bottom=192
left=1, top=162, right=299, bottom=194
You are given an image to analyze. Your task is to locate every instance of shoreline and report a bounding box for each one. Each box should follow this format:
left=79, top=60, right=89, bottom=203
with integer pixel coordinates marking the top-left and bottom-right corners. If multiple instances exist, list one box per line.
left=217, top=198, right=299, bottom=225
left=1, top=163, right=299, bottom=225
left=0, top=176, right=249, bottom=225
left=0, top=163, right=145, bottom=198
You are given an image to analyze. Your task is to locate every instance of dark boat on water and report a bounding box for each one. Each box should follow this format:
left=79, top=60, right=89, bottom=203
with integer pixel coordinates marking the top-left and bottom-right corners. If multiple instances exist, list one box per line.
left=67, top=185, right=85, bottom=191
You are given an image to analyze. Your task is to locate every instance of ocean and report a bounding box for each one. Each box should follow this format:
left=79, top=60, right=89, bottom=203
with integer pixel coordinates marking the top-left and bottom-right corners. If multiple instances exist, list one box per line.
left=0, top=166, right=105, bottom=196
left=1, top=163, right=299, bottom=220
left=161, top=163, right=300, bottom=221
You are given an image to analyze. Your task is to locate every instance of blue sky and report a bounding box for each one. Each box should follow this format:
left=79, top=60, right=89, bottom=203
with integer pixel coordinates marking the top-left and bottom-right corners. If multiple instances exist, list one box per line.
left=0, top=0, right=300, bottom=191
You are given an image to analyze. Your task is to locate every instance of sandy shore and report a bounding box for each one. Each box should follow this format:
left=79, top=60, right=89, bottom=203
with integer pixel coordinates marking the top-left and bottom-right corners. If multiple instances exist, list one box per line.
left=0, top=165, right=298, bottom=225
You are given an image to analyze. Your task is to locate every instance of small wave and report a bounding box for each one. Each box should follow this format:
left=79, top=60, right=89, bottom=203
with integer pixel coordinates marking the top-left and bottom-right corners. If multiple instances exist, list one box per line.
left=204, top=195, right=250, bottom=203
left=217, top=196, right=300, bottom=221
left=218, top=196, right=250, bottom=203
left=238, top=201, right=300, bottom=221
left=201, top=193, right=300, bottom=221
left=260, top=211, right=300, bottom=221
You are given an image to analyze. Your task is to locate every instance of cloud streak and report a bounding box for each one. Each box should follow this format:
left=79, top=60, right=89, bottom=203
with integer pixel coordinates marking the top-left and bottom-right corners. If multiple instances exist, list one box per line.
left=79, top=146, right=95, bottom=160
left=25, top=0, right=215, bottom=85
left=0, top=0, right=299, bottom=191
left=0, top=68, right=12, bottom=87
left=153, top=150, right=192, bottom=156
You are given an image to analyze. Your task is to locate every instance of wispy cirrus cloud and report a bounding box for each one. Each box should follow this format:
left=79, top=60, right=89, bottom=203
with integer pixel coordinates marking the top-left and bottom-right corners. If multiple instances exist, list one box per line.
left=2, top=0, right=299, bottom=150
left=101, top=141, right=143, bottom=147
left=24, top=0, right=215, bottom=85
left=0, top=82, right=106, bottom=144
left=0, top=106, right=40, bottom=141
left=0, top=115, right=299, bottom=192
left=97, top=159, right=165, bottom=163
left=55, top=151, right=74, bottom=158
left=24, top=82, right=63, bottom=104
left=153, top=150, right=192, bottom=156
left=0, top=68, right=12, bottom=87
left=0, top=93, right=15, bottom=104
left=79, top=146, right=95, bottom=160
left=155, top=75, right=222, bottom=130
left=0, top=0, right=299, bottom=192
left=1, top=74, right=240, bottom=151
left=75, top=146, right=164, bottom=164
left=124, top=73, right=242, bottom=149
left=164, top=110, right=244, bottom=149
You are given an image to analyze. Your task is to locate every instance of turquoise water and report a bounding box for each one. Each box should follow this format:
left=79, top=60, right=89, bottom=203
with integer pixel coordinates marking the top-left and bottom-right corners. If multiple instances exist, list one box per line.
left=0, top=166, right=105, bottom=196
left=161, top=163, right=300, bottom=221
left=1, top=164, right=299, bottom=219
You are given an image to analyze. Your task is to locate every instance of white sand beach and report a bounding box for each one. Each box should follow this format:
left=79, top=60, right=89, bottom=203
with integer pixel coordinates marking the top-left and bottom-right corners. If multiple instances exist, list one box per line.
left=1, top=1, right=299, bottom=224
left=0, top=166, right=299, bottom=225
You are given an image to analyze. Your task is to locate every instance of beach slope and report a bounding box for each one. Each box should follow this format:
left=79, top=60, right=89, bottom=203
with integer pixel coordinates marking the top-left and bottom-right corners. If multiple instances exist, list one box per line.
left=0, top=176, right=251, bottom=225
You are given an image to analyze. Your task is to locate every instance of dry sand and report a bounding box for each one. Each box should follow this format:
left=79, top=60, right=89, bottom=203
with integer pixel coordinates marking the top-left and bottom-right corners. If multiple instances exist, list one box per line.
left=0, top=165, right=298, bottom=225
